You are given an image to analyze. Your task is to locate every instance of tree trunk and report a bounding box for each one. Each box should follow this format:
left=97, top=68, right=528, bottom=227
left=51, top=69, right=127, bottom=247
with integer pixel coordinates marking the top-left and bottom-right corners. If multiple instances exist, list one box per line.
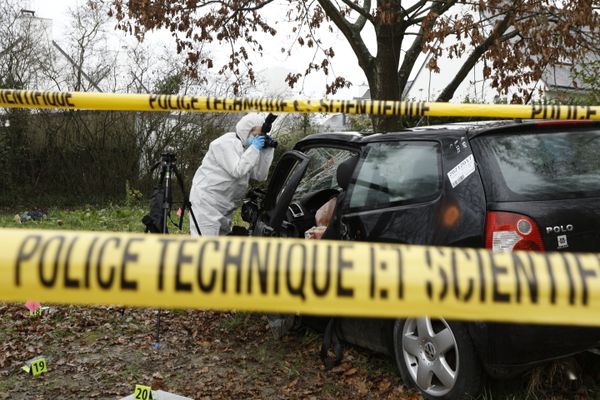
left=370, top=23, right=403, bottom=133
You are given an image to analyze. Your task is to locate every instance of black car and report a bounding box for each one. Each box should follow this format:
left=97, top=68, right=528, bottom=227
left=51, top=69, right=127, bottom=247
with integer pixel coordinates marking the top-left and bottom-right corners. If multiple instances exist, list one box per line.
left=243, top=120, right=600, bottom=399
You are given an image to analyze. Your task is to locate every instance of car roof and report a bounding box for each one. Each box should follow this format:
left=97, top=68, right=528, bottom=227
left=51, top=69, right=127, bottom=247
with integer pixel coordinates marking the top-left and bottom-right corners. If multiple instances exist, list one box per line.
left=297, top=119, right=600, bottom=147
left=408, top=119, right=518, bottom=133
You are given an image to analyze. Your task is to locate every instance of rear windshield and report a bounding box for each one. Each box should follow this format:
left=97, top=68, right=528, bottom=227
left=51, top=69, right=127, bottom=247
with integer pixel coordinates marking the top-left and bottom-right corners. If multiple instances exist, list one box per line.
left=474, top=128, right=600, bottom=201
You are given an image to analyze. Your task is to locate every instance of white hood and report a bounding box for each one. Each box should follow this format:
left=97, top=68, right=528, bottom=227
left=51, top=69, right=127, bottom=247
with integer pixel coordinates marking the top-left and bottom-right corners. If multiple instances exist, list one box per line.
left=235, top=113, right=265, bottom=141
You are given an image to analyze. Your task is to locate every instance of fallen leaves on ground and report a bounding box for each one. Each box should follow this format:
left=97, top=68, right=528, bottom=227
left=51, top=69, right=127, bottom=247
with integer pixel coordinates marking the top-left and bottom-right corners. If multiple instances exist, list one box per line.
left=0, top=304, right=416, bottom=399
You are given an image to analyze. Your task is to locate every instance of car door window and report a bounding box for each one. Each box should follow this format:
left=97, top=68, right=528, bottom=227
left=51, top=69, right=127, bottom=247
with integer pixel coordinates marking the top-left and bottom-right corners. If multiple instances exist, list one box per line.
left=349, top=141, right=441, bottom=210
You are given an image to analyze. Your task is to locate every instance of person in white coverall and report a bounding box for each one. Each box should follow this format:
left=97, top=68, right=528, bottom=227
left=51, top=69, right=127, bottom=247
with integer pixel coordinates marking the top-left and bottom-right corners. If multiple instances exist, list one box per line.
left=189, top=113, right=274, bottom=236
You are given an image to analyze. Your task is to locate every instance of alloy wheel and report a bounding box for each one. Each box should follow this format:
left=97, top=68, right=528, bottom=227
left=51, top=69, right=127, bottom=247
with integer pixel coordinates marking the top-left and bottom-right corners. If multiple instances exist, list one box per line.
left=401, top=317, right=459, bottom=397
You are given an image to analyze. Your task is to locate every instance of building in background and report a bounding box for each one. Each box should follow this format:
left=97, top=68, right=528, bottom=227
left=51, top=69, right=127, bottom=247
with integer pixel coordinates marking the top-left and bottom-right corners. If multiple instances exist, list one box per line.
left=541, top=60, right=598, bottom=103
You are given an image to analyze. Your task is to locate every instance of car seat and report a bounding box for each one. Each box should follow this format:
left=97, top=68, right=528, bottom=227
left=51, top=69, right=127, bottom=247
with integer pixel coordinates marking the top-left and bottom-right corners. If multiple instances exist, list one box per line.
left=318, top=155, right=360, bottom=368
left=321, top=155, right=360, bottom=240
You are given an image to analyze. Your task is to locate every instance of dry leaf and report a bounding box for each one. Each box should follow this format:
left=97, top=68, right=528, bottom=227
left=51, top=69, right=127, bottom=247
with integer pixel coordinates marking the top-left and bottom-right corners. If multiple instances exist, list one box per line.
left=356, top=380, right=369, bottom=396
left=378, top=378, right=391, bottom=391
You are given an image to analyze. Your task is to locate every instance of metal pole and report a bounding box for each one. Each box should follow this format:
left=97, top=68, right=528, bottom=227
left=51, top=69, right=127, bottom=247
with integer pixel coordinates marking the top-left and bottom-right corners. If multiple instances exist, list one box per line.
left=52, top=40, right=104, bottom=92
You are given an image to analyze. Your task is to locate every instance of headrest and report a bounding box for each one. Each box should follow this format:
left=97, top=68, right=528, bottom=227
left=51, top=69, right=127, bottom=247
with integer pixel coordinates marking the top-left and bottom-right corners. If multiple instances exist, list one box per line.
left=336, top=156, right=359, bottom=190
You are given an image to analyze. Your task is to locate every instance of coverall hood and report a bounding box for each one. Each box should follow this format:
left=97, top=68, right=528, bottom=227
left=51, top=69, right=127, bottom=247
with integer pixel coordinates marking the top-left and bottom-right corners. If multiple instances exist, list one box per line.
left=236, top=113, right=265, bottom=142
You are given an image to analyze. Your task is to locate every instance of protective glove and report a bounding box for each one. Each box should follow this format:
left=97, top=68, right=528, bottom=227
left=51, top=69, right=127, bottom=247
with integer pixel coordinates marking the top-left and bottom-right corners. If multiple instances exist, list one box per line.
left=245, top=136, right=256, bottom=148
left=248, top=135, right=266, bottom=150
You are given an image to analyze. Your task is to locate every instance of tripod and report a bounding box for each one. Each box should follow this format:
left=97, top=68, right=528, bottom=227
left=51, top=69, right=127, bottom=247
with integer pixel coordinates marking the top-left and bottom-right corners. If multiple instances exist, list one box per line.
left=143, top=147, right=201, bottom=348
left=144, top=147, right=201, bottom=235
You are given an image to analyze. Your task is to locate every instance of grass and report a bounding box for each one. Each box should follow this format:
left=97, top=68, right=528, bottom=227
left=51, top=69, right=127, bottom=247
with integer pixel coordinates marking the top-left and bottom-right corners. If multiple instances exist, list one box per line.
left=0, top=204, right=246, bottom=234
left=321, top=382, right=337, bottom=394
left=219, top=312, right=255, bottom=334
left=0, top=375, right=17, bottom=394
left=0, top=205, right=148, bottom=233
left=361, top=352, right=398, bottom=377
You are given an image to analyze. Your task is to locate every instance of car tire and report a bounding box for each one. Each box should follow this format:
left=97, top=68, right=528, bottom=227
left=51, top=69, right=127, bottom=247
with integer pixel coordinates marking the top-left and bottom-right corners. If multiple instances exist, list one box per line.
left=393, top=317, right=483, bottom=400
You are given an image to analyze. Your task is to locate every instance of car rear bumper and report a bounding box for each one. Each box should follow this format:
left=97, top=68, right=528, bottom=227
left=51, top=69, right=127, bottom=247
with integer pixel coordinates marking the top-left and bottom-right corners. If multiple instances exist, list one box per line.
left=469, top=322, right=600, bottom=377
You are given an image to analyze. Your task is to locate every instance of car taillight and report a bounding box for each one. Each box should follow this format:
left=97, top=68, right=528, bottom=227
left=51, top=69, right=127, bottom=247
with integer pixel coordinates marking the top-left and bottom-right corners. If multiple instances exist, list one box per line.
left=485, top=211, right=545, bottom=252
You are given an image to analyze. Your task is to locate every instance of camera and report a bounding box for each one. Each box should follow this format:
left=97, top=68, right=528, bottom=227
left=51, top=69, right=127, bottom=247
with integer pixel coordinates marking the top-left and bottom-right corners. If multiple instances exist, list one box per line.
left=241, top=188, right=265, bottom=226
left=161, top=146, right=176, bottom=163
left=260, top=113, right=278, bottom=148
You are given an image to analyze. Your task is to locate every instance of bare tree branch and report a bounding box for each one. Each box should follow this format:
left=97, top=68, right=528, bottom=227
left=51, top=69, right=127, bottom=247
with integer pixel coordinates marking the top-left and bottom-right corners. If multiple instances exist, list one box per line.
left=316, top=0, right=374, bottom=73
left=339, top=0, right=374, bottom=27
left=398, top=0, right=457, bottom=93
left=437, top=11, right=515, bottom=102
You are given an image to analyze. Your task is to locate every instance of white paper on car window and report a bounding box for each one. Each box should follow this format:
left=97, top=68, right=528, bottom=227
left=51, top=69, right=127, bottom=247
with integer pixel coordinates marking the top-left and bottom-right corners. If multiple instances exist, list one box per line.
left=447, top=154, right=475, bottom=188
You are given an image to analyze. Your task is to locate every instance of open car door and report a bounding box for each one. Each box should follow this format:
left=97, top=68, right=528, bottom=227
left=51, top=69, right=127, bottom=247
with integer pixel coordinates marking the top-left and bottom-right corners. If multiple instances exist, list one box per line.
left=252, top=144, right=360, bottom=237
left=255, top=150, right=310, bottom=235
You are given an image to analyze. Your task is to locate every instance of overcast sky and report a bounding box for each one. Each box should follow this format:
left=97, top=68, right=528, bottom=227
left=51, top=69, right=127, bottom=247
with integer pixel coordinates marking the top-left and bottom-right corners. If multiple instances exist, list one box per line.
left=26, top=0, right=491, bottom=102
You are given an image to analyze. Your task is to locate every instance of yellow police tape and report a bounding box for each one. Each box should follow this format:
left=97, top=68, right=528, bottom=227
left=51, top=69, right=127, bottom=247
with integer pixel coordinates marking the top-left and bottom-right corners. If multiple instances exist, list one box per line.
left=1, top=228, right=599, bottom=326
left=1, top=89, right=600, bottom=120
